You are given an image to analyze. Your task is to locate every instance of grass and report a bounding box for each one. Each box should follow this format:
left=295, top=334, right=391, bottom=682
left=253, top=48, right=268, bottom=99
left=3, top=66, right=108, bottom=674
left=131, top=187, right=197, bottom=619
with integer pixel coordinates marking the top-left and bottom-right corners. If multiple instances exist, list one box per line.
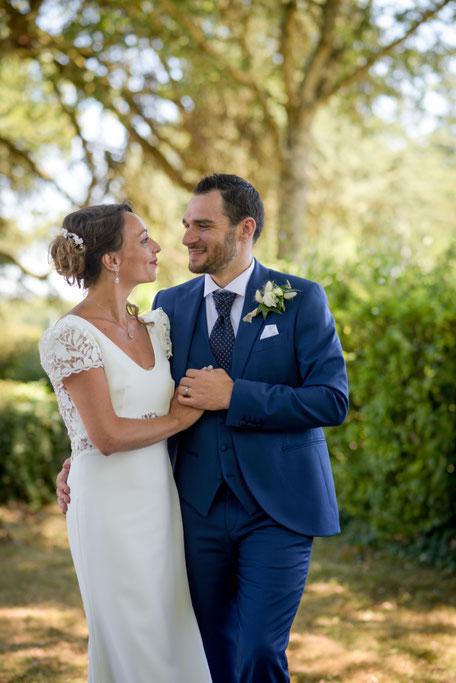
left=1, top=505, right=455, bottom=682
left=289, top=540, right=456, bottom=682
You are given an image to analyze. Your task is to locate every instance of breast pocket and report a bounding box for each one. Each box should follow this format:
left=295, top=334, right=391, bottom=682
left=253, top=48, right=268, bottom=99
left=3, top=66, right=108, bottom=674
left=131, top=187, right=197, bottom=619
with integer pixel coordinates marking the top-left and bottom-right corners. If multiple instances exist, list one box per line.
left=254, top=331, right=288, bottom=354
left=244, top=330, right=294, bottom=383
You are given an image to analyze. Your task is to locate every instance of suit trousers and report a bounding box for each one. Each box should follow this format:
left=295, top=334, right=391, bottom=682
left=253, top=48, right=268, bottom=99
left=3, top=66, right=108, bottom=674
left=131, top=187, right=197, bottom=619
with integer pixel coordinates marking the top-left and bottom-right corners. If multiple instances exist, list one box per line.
left=180, top=484, right=313, bottom=683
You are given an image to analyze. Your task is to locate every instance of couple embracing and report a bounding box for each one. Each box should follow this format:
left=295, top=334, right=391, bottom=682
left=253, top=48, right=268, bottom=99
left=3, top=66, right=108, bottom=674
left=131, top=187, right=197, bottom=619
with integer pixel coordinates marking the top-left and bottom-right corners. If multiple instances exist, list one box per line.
left=40, top=173, right=348, bottom=682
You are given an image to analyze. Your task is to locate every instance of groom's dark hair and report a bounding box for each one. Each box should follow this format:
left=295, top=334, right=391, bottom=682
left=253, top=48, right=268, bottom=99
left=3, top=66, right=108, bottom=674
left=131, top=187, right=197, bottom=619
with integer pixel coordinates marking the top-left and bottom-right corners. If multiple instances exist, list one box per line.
left=194, top=174, right=265, bottom=243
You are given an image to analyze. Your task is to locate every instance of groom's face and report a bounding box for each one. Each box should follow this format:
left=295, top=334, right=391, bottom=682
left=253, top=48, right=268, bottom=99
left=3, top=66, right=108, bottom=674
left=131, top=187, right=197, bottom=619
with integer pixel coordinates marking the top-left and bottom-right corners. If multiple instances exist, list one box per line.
left=182, top=190, right=238, bottom=276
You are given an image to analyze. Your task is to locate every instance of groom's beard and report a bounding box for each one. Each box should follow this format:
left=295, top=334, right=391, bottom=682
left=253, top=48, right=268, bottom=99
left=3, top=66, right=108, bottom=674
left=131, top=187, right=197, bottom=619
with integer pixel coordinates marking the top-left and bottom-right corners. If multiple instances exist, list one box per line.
left=188, top=227, right=237, bottom=275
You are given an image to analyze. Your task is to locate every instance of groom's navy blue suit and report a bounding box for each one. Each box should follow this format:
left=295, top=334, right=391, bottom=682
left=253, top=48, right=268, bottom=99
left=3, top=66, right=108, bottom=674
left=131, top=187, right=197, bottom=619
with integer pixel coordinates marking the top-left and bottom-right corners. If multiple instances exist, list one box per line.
left=153, top=260, right=348, bottom=682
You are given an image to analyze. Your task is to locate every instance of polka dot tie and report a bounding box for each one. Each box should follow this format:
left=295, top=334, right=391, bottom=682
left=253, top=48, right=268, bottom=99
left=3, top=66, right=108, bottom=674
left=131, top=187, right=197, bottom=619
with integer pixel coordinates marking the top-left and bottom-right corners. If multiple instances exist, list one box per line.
left=209, top=291, right=237, bottom=372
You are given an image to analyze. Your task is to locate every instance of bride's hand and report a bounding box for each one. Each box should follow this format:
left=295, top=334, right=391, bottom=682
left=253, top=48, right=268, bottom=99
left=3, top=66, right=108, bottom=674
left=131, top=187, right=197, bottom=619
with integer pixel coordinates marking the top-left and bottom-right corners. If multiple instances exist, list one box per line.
left=169, top=389, right=204, bottom=430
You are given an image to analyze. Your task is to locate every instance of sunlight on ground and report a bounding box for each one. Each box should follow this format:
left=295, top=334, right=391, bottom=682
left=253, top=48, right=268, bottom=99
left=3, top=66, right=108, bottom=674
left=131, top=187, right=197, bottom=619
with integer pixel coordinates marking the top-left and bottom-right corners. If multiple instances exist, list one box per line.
left=288, top=543, right=456, bottom=683
left=2, top=605, right=88, bottom=681
left=0, top=505, right=88, bottom=681
left=1, top=506, right=455, bottom=682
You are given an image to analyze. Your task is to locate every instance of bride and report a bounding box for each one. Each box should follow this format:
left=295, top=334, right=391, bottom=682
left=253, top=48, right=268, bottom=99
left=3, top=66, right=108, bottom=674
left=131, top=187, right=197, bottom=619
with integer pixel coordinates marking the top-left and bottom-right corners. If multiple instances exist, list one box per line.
left=39, top=203, right=212, bottom=682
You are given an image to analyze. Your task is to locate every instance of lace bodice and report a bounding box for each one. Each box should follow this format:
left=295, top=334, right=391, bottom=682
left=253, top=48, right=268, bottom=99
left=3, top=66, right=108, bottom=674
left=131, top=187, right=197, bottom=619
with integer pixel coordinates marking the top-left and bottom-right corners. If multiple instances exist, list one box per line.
left=39, top=308, right=174, bottom=460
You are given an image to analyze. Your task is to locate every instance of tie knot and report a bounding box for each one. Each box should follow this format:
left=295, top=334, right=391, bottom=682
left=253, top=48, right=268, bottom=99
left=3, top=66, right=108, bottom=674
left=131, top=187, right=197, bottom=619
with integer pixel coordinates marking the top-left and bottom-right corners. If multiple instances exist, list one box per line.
left=213, top=290, right=237, bottom=317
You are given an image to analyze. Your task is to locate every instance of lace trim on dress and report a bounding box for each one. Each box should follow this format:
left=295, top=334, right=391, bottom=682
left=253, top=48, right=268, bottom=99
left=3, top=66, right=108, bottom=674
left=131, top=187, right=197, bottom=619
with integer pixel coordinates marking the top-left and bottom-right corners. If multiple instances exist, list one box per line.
left=39, top=320, right=104, bottom=460
left=40, top=321, right=104, bottom=383
left=142, top=308, right=172, bottom=359
left=39, top=313, right=171, bottom=461
left=72, top=436, right=97, bottom=459
left=153, top=308, right=172, bottom=359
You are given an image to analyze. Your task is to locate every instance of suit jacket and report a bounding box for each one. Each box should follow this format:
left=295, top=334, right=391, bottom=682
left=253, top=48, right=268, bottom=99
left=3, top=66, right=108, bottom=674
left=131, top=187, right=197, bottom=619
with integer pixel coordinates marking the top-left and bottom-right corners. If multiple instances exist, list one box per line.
left=153, top=260, right=349, bottom=536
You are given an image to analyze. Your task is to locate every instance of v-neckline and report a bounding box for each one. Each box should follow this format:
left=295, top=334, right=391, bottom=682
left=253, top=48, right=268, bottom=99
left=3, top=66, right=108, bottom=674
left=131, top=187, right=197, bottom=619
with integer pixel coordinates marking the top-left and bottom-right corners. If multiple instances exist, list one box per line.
left=63, top=314, right=156, bottom=372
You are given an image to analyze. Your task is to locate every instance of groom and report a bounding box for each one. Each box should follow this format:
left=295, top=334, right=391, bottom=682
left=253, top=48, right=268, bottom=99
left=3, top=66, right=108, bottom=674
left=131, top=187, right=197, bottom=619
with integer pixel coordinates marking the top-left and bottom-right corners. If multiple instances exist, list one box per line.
left=153, top=174, right=348, bottom=682
left=57, top=173, right=348, bottom=682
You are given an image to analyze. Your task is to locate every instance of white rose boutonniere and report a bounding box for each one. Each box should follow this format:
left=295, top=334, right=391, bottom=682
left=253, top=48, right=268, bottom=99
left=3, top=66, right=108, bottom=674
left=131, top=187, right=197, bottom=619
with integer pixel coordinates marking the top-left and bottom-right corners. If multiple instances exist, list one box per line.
left=243, top=280, right=299, bottom=323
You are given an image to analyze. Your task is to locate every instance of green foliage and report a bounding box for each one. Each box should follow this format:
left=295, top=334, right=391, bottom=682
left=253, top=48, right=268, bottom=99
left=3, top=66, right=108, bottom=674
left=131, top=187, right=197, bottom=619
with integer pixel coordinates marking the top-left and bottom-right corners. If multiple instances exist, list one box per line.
left=0, top=327, right=46, bottom=382
left=310, top=110, right=456, bottom=266
left=1, top=254, right=455, bottom=567
left=320, top=249, right=456, bottom=567
left=0, top=296, right=68, bottom=382
left=1, top=0, right=455, bottom=274
left=0, top=381, right=69, bottom=509
left=139, top=245, right=456, bottom=568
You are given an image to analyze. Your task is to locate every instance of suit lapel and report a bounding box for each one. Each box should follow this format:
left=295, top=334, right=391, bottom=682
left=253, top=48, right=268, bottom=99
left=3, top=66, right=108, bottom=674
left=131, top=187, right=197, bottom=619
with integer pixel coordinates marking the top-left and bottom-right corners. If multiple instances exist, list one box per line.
left=231, top=261, right=270, bottom=378
left=172, top=277, right=205, bottom=382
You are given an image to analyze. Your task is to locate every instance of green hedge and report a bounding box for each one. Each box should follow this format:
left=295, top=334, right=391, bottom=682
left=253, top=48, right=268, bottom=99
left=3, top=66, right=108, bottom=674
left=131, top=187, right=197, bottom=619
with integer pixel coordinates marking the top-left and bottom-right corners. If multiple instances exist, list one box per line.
left=0, top=326, right=47, bottom=383
left=0, top=380, right=70, bottom=508
left=323, top=251, right=456, bottom=566
left=1, top=257, right=455, bottom=565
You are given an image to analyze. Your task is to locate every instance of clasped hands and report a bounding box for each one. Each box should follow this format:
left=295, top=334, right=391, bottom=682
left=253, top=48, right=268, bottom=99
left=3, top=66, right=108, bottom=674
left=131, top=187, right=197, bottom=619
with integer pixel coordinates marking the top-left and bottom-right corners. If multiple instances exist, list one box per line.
left=177, top=365, right=234, bottom=411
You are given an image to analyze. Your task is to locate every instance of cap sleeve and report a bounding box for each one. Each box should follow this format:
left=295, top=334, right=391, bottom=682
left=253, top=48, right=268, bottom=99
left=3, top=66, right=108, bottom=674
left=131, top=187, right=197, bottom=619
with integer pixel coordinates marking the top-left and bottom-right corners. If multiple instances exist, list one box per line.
left=39, top=318, right=104, bottom=386
left=142, top=308, right=172, bottom=359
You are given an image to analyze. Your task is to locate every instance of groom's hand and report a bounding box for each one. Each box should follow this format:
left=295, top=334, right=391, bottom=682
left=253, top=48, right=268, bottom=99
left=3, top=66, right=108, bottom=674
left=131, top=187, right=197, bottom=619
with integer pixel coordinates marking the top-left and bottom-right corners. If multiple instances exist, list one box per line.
left=178, top=368, right=234, bottom=410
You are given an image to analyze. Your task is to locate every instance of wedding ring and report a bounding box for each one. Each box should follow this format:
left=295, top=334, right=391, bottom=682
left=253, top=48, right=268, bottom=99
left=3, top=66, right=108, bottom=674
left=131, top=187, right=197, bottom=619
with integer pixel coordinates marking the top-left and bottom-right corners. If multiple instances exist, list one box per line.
left=185, top=386, right=189, bottom=395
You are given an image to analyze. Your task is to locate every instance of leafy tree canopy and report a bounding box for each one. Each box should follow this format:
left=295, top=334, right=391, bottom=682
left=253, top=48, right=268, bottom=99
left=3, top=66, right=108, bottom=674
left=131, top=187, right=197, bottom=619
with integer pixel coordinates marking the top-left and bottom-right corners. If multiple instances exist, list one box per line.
left=0, top=0, right=455, bottom=287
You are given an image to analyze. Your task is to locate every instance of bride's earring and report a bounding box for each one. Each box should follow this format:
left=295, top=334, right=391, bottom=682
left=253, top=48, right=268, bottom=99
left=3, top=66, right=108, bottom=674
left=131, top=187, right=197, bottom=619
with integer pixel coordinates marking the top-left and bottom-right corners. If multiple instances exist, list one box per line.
left=114, top=269, right=120, bottom=285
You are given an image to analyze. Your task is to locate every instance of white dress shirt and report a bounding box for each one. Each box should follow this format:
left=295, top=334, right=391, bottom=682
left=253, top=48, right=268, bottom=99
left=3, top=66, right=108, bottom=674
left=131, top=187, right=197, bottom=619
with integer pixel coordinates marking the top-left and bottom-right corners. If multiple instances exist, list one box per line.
left=204, top=259, right=256, bottom=337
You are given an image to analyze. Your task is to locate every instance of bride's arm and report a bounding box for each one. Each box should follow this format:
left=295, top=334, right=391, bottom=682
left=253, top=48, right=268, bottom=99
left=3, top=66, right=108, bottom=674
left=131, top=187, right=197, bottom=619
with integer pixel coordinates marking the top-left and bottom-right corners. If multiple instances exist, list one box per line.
left=63, top=366, right=201, bottom=456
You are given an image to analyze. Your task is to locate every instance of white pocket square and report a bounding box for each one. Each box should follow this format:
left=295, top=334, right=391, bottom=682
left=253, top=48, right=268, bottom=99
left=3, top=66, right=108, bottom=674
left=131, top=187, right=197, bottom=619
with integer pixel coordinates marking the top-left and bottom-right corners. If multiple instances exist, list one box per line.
left=260, top=324, right=279, bottom=340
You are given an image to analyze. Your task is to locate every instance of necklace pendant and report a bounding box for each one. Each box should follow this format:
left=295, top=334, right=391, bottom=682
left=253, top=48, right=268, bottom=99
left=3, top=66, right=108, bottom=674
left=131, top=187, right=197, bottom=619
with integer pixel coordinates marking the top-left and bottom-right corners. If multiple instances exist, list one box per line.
left=127, top=331, right=134, bottom=340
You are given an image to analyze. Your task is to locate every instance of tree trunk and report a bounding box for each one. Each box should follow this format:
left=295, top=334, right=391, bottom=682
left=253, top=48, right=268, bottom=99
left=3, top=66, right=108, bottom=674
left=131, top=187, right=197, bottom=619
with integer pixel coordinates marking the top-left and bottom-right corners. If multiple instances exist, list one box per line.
left=277, top=116, right=314, bottom=261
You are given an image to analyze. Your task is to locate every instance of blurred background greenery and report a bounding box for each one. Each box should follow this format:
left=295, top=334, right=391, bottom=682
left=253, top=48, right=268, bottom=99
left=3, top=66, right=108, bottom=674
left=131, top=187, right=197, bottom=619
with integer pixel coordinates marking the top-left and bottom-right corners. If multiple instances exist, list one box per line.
left=0, top=0, right=455, bottom=567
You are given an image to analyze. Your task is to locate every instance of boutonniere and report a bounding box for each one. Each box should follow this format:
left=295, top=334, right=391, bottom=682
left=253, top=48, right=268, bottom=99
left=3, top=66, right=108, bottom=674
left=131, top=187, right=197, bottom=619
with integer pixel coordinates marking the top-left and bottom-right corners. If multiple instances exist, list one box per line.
left=243, top=280, right=299, bottom=323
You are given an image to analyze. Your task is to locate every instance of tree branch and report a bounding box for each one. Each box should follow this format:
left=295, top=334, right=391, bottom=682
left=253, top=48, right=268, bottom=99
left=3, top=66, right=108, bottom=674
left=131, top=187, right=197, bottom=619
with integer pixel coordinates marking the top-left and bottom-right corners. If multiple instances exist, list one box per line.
left=320, top=0, right=454, bottom=102
left=143, top=54, right=209, bottom=162
left=280, top=0, right=299, bottom=109
left=48, top=53, right=197, bottom=192
left=0, top=135, right=75, bottom=204
left=29, top=0, right=47, bottom=17
left=0, top=250, right=50, bottom=280
left=51, top=79, right=98, bottom=206
left=0, top=0, right=46, bottom=55
left=112, top=106, right=195, bottom=192
left=300, top=0, right=342, bottom=108
left=124, top=92, right=202, bottom=175
left=154, top=0, right=282, bottom=151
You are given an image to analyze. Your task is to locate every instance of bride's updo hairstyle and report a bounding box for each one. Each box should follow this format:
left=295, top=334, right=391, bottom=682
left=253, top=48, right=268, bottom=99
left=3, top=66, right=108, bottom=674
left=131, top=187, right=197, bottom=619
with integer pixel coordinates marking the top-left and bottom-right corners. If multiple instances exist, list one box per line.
left=50, top=202, right=134, bottom=289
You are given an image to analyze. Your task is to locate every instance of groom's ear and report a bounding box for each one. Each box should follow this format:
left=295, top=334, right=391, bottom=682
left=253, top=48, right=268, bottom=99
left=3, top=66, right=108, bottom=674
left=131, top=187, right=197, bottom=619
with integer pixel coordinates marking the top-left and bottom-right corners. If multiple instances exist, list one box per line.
left=238, top=217, right=256, bottom=243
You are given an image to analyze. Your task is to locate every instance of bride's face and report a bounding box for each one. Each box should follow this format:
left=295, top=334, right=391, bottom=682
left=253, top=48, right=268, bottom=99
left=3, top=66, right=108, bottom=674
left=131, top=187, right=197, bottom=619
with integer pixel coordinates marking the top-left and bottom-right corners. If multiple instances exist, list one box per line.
left=116, top=213, right=161, bottom=285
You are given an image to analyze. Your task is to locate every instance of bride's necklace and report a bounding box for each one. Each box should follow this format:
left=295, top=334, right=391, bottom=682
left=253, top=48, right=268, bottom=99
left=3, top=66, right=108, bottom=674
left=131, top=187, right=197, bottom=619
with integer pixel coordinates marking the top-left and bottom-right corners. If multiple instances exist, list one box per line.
left=87, top=298, right=134, bottom=340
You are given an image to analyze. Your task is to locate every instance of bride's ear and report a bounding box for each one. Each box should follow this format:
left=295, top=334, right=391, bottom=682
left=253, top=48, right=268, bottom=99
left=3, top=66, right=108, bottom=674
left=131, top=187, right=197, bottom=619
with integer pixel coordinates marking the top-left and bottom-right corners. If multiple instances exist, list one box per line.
left=101, top=251, right=121, bottom=272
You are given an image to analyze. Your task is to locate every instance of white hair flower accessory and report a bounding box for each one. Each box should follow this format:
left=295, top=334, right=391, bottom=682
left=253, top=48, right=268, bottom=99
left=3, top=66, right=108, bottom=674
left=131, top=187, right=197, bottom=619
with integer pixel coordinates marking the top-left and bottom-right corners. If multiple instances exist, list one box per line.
left=243, top=280, right=299, bottom=323
left=62, top=228, right=84, bottom=248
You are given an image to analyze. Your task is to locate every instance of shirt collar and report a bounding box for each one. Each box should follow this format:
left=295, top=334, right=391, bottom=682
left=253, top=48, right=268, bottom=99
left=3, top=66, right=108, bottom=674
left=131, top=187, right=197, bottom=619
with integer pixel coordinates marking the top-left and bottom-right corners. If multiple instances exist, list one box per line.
left=204, top=258, right=255, bottom=298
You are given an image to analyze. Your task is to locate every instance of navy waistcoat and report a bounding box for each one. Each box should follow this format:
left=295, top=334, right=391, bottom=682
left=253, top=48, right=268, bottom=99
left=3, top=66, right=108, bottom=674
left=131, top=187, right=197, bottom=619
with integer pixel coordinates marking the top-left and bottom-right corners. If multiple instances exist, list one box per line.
left=173, top=299, right=258, bottom=516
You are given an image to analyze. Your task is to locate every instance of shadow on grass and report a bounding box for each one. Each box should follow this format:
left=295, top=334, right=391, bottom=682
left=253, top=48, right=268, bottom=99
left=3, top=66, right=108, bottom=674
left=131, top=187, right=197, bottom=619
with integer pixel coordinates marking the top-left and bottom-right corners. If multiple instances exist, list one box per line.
left=5, top=658, right=85, bottom=683
left=289, top=536, right=456, bottom=682
left=0, top=544, right=80, bottom=608
left=303, top=536, right=456, bottom=616
left=2, top=505, right=456, bottom=682
left=1, top=625, right=86, bottom=655
left=0, top=505, right=88, bottom=681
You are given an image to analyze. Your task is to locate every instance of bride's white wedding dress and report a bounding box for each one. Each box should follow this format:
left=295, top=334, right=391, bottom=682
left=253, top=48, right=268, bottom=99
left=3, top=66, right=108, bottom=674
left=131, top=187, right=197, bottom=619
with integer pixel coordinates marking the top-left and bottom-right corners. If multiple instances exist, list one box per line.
left=39, top=309, right=211, bottom=683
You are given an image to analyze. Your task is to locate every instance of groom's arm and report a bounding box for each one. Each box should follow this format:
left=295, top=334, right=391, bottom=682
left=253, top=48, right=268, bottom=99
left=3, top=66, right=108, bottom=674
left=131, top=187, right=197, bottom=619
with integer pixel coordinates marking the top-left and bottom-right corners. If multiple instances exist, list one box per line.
left=179, top=282, right=348, bottom=431
left=227, top=282, right=348, bottom=430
